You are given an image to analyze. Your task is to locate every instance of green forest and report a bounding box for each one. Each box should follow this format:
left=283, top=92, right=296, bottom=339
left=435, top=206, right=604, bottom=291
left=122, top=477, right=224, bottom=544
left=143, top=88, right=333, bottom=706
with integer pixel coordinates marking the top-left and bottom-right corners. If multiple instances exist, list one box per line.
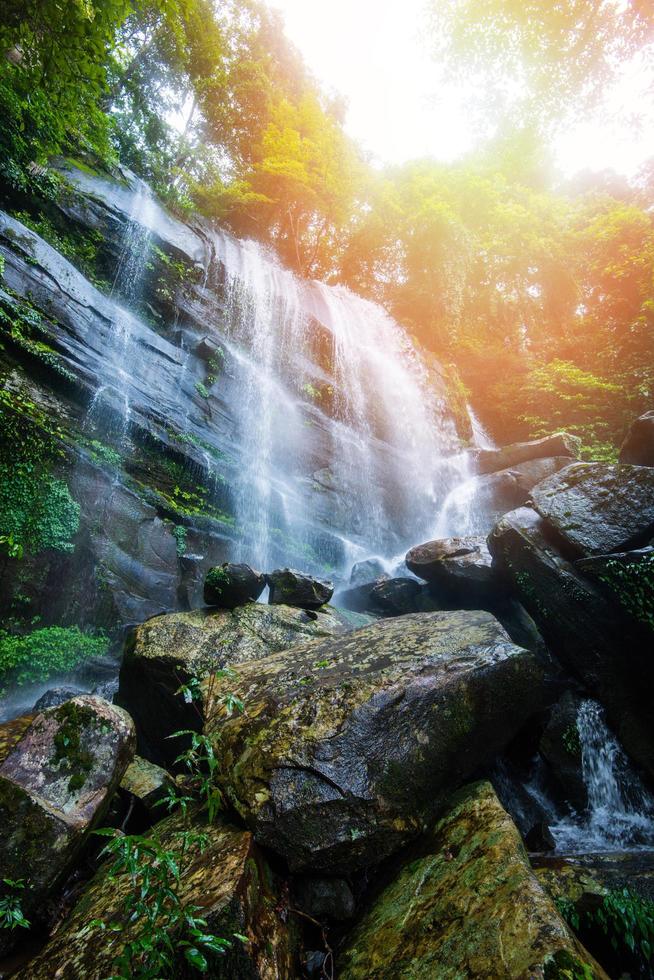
left=2, top=0, right=653, bottom=458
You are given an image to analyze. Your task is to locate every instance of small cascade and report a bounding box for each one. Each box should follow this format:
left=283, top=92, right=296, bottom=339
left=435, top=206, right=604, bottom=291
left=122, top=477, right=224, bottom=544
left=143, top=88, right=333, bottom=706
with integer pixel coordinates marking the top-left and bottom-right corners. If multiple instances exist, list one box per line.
left=551, top=700, right=654, bottom=852
left=209, top=230, right=462, bottom=572
left=468, top=405, right=495, bottom=450
left=431, top=405, right=496, bottom=535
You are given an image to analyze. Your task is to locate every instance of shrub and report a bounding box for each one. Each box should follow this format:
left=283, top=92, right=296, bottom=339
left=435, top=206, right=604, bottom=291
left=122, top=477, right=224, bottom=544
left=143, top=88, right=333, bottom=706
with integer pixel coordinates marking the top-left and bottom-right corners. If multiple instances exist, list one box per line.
left=0, top=626, right=109, bottom=692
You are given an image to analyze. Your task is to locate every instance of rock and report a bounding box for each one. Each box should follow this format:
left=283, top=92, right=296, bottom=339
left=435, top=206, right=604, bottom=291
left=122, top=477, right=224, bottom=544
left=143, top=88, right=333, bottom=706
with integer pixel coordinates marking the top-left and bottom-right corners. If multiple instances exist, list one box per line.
left=368, top=577, right=421, bottom=614
left=32, top=686, right=83, bottom=712
left=619, top=410, right=654, bottom=466
left=350, top=559, right=387, bottom=586
left=536, top=850, right=654, bottom=906
left=119, top=754, right=174, bottom=818
left=576, top=546, right=654, bottom=635
left=0, top=697, right=135, bottom=946
left=539, top=691, right=587, bottom=810
left=531, top=461, right=654, bottom=557
left=473, top=432, right=582, bottom=475
left=488, top=507, right=654, bottom=778
left=338, top=581, right=384, bottom=615
left=293, top=876, right=355, bottom=921
left=203, top=562, right=266, bottom=608
left=406, top=535, right=498, bottom=597
left=20, top=810, right=294, bottom=980
left=267, top=567, right=333, bottom=609
left=524, top=820, right=556, bottom=852
left=0, top=714, right=33, bottom=765
left=337, top=781, right=604, bottom=979
left=118, top=603, right=370, bottom=766
left=206, top=610, right=546, bottom=872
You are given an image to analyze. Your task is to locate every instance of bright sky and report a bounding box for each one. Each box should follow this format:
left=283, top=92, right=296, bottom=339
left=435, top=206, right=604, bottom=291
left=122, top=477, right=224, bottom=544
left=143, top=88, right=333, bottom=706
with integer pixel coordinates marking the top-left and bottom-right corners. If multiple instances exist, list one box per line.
left=270, top=0, right=654, bottom=178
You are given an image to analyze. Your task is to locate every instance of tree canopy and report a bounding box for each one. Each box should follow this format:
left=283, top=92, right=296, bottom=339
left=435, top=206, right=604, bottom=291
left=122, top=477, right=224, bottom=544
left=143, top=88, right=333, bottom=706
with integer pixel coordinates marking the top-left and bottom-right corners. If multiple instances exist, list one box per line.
left=1, top=0, right=652, bottom=456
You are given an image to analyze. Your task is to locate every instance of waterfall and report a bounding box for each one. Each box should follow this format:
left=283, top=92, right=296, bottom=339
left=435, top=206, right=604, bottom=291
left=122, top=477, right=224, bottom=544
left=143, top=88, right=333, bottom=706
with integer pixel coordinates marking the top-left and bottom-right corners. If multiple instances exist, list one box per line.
left=209, top=231, right=462, bottom=572
left=551, top=700, right=654, bottom=852
left=86, top=180, right=155, bottom=440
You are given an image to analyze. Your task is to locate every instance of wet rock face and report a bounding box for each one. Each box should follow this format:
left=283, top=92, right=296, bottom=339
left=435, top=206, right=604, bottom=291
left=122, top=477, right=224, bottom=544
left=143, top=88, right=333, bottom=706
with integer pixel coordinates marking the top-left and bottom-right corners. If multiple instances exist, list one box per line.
left=267, top=568, right=334, bottom=609
left=472, top=431, right=582, bottom=475
left=531, top=461, right=654, bottom=556
left=488, top=507, right=654, bottom=778
left=619, top=410, right=654, bottom=467
left=540, top=691, right=587, bottom=811
left=367, top=577, right=421, bottom=615
left=118, top=603, right=369, bottom=765
left=119, top=754, right=174, bottom=818
left=293, top=876, right=356, bottom=921
left=205, top=610, right=546, bottom=873
left=21, top=811, right=295, bottom=980
left=337, top=781, right=604, bottom=980
left=204, top=562, right=266, bottom=609
left=350, top=558, right=387, bottom=586
left=32, top=686, right=82, bottom=712
left=0, top=697, right=135, bottom=945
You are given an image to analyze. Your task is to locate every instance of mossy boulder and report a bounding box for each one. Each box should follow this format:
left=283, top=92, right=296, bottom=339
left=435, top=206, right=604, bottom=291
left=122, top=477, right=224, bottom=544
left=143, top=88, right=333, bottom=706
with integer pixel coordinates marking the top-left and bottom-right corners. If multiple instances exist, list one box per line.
left=204, top=562, right=266, bottom=609
left=119, top=754, right=174, bottom=818
left=204, top=610, right=546, bottom=873
left=473, top=432, right=581, bottom=475
left=531, top=461, right=654, bottom=557
left=118, top=603, right=371, bottom=766
left=267, top=568, right=333, bottom=609
left=0, top=697, right=135, bottom=949
left=338, top=781, right=606, bottom=979
left=0, top=713, right=33, bottom=764
left=539, top=692, right=587, bottom=811
left=20, top=811, right=295, bottom=979
left=488, top=507, right=654, bottom=779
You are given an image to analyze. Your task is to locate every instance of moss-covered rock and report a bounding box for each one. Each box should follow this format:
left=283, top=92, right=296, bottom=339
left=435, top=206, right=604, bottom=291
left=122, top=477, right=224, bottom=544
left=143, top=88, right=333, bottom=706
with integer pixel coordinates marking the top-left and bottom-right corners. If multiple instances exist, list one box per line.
left=205, top=610, right=546, bottom=873
left=338, top=781, right=606, bottom=979
left=0, top=696, right=135, bottom=952
left=204, top=562, right=266, bottom=609
left=531, top=461, right=654, bottom=557
left=267, top=567, right=333, bottom=609
left=118, top=603, right=371, bottom=765
left=0, top=712, right=33, bottom=764
left=119, top=754, right=174, bottom=817
left=20, top=811, right=295, bottom=979
left=488, top=507, right=654, bottom=779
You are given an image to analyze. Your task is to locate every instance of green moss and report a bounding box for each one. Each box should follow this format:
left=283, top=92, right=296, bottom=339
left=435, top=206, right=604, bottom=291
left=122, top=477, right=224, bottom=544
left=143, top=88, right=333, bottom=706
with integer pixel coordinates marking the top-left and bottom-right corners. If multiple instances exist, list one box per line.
left=52, top=701, right=97, bottom=791
left=598, top=554, right=654, bottom=631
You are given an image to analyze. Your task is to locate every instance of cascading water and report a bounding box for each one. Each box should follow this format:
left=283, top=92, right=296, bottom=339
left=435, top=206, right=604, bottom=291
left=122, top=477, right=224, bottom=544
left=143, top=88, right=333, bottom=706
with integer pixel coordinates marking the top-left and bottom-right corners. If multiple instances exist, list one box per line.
left=209, top=230, right=463, bottom=572
left=86, top=179, right=156, bottom=439
left=432, top=404, right=497, bottom=536
left=551, top=700, right=654, bottom=852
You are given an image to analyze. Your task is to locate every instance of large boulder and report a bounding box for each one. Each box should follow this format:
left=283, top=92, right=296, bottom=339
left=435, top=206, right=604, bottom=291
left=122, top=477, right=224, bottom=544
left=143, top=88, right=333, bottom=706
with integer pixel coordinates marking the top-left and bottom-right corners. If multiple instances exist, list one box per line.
left=205, top=610, right=546, bottom=873
left=619, top=410, right=654, bottom=466
left=406, top=536, right=497, bottom=597
left=576, top=546, right=654, bottom=636
left=531, top=461, right=654, bottom=557
left=367, top=577, right=421, bottom=615
left=488, top=507, right=654, bottom=777
left=20, top=810, right=294, bottom=980
left=118, top=603, right=370, bottom=766
left=473, top=432, right=581, bottom=475
left=267, top=568, right=333, bottom=609
left=204, top=562, right=266, bottom=608
left=337, top=781, right=604, bottom=979
left=0, top=697, right=135, bottom=948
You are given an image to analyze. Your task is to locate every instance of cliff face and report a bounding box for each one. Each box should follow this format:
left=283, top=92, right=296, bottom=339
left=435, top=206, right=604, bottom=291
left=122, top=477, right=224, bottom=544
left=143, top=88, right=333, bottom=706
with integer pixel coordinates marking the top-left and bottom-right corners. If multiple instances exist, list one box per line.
left=0, top=161, right=463, bottom=638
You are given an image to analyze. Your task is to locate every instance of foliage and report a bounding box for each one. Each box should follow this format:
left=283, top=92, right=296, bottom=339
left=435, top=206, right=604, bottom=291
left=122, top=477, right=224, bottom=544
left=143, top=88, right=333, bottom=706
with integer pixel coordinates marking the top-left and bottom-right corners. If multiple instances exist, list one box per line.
left=0, top=878, right=30, bottom=933
left=194, top=381, right=210, bottom=399
left=91, top=829, right=234, bottom=979
left=172, top=524, right=187, bottom=557
left=598, top=554, right=654, bottom=632
left=0, top=626, right=109, bottom=692
left=558, top=888, right=654, bottom=976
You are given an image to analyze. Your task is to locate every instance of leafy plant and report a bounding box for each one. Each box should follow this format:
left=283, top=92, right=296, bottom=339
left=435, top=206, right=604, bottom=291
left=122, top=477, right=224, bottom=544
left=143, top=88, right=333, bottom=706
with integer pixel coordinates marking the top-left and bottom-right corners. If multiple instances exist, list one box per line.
left=194, top=381, right=210, bottom=400
left=0, top=878, right=30, bottom=933
left=91, top=829, right=234, bottom=979
left=173, top=524, right=188, bottom=557
left=558, top=888, right=654, bottom=976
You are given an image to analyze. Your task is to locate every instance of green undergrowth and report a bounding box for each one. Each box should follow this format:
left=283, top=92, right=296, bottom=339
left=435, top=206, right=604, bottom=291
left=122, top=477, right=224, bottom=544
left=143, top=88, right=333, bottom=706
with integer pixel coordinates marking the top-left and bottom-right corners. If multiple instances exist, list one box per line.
left=0, top=386, right=79, bottom=558
left=9, top=209, right=109, bottom=290
left=0, top=625, right=109, bottom=693
left=597, top=554, right=654, bottom=631
left=0, top=290, right=75, bottom=384
left=557, top=888, right=654, bottom=977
